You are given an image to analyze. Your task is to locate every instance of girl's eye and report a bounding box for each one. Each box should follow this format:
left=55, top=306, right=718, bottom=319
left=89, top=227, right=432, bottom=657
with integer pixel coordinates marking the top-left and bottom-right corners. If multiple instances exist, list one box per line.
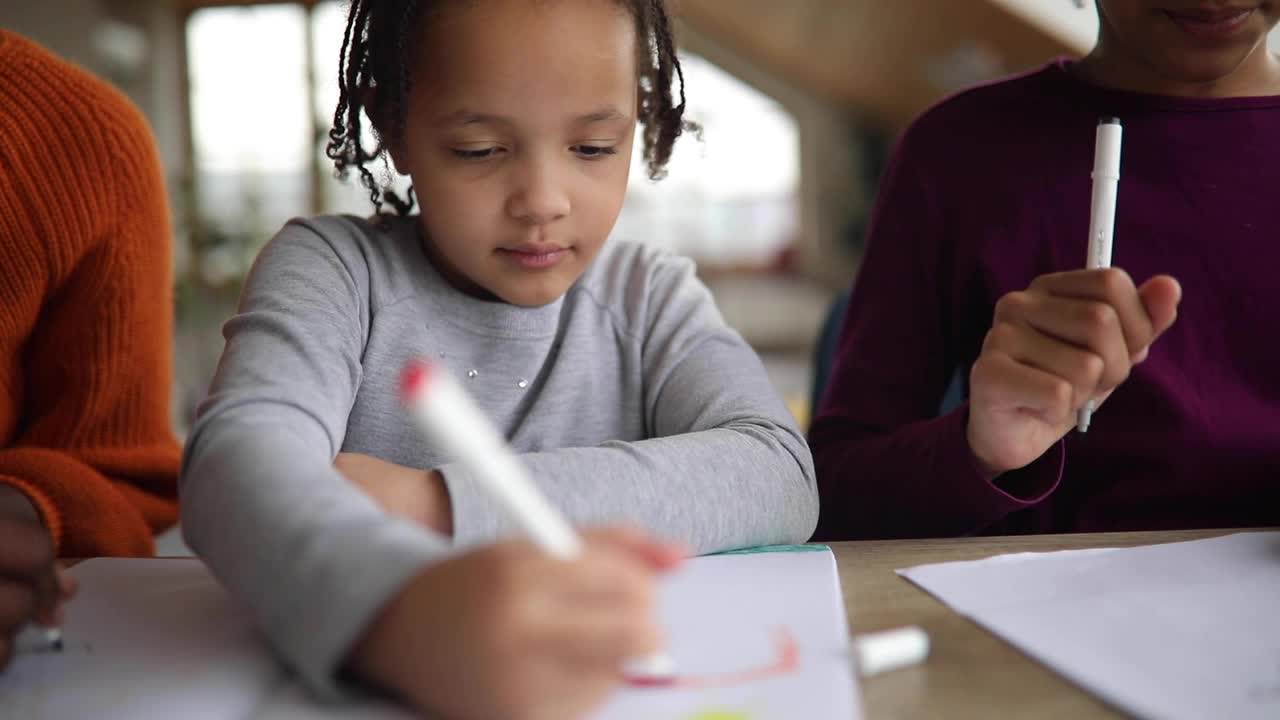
left=451, top=147, right=504, bottom=160
left=573, top=145, right=618, bottom=159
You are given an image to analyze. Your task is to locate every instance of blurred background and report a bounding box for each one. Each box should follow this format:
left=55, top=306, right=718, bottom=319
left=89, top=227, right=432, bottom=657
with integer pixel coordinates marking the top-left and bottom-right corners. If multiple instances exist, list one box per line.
left=10, top=0, right=1258, bottom=439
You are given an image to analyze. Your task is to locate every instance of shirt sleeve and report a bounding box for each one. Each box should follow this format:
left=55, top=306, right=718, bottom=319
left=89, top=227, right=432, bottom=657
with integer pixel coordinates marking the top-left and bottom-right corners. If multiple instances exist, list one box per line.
left=444, top=253, right=819, bottom=554
left=179, top=220, right=452, bottom=698
left=808, top=120, right=1063, bottom=540
left=0, top=109, right=180, bottom=557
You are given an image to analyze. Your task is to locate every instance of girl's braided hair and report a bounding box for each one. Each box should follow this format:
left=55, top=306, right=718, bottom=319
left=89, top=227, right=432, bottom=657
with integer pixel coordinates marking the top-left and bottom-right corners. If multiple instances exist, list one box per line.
left=325, top=0, right=696, bottom=215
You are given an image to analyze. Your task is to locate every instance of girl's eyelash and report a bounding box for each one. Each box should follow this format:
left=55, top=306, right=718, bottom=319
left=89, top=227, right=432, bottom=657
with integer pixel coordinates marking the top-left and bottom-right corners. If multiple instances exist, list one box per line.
left=451, top=147, right=503, bottom=160
left=573, top=145, right=619, bottom=158
left=450, top=145, right=618, bottom=160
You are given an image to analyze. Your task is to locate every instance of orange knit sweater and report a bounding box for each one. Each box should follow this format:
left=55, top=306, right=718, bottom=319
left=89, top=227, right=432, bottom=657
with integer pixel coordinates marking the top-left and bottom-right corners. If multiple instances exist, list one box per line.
left=0, top=32, right=180, bottom=557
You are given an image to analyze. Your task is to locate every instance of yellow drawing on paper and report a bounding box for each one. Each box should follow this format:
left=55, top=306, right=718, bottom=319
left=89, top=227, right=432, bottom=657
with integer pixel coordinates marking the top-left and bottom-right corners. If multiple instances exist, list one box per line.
left=685, top=711, right=752, bottom=720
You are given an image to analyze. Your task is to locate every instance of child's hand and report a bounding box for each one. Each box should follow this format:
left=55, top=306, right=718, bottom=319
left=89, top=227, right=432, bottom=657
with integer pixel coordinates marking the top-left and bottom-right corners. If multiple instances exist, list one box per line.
left=334, top=452, right=453, bottom=534
left=967, top=269, right=1181, bottom=477
left=350, top=527, right=683, bottom=720
left=0, top=485, right=76, bottom=670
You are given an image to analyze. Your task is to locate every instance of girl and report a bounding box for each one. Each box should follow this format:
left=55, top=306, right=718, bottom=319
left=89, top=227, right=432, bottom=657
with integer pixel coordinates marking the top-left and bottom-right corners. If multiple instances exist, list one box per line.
left=812, top=0, right=1280, bottom=539
left=180, top=0, right=817, bottom=717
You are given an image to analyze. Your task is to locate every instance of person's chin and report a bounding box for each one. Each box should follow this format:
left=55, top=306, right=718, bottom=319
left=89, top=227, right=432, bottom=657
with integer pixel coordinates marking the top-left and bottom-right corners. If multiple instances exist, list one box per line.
left=1166, top=56, right=1254, bottom=85
left=494, top=280, right=572, bottom=308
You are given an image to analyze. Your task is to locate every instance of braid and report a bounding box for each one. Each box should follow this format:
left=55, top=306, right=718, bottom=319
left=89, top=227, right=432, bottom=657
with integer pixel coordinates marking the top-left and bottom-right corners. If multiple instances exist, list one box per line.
left=325, top=0, right=421, bottom=216
left=375, top=0, right=420, bottom=216
left=326, top=0, right=694, bottom=214
left=634, top=0, right=695, bottom=180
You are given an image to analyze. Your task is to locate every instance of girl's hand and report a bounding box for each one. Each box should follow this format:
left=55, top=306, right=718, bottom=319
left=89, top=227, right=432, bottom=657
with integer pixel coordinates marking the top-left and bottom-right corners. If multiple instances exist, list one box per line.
left=967, top=268, right=1181, bottom=477
left=334, top=453, right=453, bottom=535
left=349, top=528, right=683, bottom=720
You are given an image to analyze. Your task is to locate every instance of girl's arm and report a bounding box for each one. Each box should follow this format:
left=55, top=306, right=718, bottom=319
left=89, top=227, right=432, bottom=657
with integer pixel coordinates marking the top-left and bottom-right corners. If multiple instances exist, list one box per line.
left=179, top=224, right=452, bottom=697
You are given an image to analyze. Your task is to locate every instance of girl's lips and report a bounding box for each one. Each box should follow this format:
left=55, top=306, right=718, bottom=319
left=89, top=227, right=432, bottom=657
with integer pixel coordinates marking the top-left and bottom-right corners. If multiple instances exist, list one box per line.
left=496, top=246, right=570, bottom=269
left=1163, top=7, right=1256, bottom=40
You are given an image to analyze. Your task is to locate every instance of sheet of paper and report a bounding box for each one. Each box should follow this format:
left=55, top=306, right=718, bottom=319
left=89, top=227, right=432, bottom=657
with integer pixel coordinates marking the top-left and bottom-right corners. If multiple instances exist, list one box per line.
left=591, top=549, right=860, bottom=720
left=899, top=531, right=1280, bottom=720
left=0, top=559, right=285, bottom=720
left=0, top=550, right=859, bottom=720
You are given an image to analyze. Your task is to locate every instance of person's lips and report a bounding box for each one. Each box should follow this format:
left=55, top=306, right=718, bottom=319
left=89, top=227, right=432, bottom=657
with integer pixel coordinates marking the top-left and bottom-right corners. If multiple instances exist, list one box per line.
left=495, top=243, right=570, bottom=269
left=1162, top=5, right=1257, bottom=40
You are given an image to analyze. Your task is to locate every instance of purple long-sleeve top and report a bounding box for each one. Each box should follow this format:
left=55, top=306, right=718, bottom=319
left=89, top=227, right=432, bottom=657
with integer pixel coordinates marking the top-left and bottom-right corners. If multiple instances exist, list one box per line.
left=811, top=60, right=1280, bottom=539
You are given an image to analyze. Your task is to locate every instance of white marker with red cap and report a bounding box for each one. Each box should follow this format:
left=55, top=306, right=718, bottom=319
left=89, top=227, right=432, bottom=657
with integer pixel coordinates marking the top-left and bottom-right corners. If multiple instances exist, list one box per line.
left=399, top=359, right=676, bottom=684
left=401, top=360, right=580, bottom=558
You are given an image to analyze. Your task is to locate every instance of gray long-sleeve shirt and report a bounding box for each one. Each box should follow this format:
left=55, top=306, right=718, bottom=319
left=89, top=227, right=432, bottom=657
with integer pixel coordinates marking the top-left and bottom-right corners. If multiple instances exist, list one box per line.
left=180, top=214, right=818, bottom=696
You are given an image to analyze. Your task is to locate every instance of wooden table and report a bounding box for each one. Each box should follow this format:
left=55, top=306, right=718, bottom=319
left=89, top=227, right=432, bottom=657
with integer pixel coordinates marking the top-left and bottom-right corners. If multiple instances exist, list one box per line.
left=830, top=528, right=1252, bottom=720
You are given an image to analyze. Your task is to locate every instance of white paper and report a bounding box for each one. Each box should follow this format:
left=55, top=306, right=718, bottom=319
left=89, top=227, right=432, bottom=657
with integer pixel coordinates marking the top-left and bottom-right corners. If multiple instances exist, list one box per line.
left=591, top=550, right=860, bottom=720
left=898, top=531, right=1280, bottom=720
left=0, top=550, right=859, bottom=720
left=0, top=560, right=285, bottom=720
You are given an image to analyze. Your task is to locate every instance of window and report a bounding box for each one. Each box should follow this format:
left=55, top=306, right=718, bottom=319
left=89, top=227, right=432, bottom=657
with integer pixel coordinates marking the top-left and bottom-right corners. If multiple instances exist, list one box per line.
left=185, top=1, right=409, bottom=285
left=184, top=2, right=799, bottom=277
left=187, top=3, right=311, bottom=240
left=614, top=53, right=800, bottom=268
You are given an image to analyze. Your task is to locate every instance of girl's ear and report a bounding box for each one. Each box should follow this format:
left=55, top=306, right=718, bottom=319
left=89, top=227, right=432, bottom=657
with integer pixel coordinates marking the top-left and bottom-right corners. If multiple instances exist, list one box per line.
left=364, top=85, right=411, bottom=175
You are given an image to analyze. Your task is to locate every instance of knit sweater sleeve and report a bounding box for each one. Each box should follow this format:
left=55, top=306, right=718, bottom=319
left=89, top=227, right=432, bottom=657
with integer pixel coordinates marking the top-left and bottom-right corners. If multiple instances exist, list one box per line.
left=0, top=35, right=180, bottom=556
left=808, top=113, right=1062, bottom=540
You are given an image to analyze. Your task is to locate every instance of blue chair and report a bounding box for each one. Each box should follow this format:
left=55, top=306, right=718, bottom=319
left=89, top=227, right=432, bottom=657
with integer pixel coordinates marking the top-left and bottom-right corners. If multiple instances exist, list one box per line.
left=809, top=289, right=965, bottom=420
left=809, top=289, right=851, bottom=418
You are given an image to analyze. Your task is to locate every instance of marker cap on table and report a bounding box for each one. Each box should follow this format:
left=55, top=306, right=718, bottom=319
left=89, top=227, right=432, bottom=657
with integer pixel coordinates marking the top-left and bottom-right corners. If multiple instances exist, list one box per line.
left=854, top=626, right=930, bottom=677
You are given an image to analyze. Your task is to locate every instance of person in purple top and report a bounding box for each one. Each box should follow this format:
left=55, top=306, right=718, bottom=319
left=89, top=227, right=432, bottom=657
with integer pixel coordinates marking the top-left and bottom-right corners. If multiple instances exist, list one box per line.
left=811, top=0, right=1280, bottom=539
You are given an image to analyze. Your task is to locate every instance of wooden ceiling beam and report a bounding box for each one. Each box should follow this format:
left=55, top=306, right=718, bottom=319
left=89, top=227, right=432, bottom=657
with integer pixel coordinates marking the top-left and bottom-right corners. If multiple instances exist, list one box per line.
left=674, top=0, right=1076, bottom=130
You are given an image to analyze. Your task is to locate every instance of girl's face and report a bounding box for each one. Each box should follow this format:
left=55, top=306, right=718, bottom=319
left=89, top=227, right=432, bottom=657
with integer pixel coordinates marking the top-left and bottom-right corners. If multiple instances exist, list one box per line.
left=1093, top=1, right=1280, bottom=90
left=388, top=0, right=638, bottom=307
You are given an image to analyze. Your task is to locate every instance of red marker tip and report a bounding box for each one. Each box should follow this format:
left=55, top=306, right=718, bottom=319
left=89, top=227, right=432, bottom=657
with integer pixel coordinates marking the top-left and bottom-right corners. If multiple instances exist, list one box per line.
left=400, top=359, right=435, bottom=401
left=622, top=674, right=677, bottom=688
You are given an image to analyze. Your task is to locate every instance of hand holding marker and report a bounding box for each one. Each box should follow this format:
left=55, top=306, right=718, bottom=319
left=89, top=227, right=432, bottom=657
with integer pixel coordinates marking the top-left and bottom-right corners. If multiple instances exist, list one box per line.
left=399, top=359, right=676, bottom=684
left=400, top=359, right=932, bottom=683
left=1077, top=116, right=1123, bottom=433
